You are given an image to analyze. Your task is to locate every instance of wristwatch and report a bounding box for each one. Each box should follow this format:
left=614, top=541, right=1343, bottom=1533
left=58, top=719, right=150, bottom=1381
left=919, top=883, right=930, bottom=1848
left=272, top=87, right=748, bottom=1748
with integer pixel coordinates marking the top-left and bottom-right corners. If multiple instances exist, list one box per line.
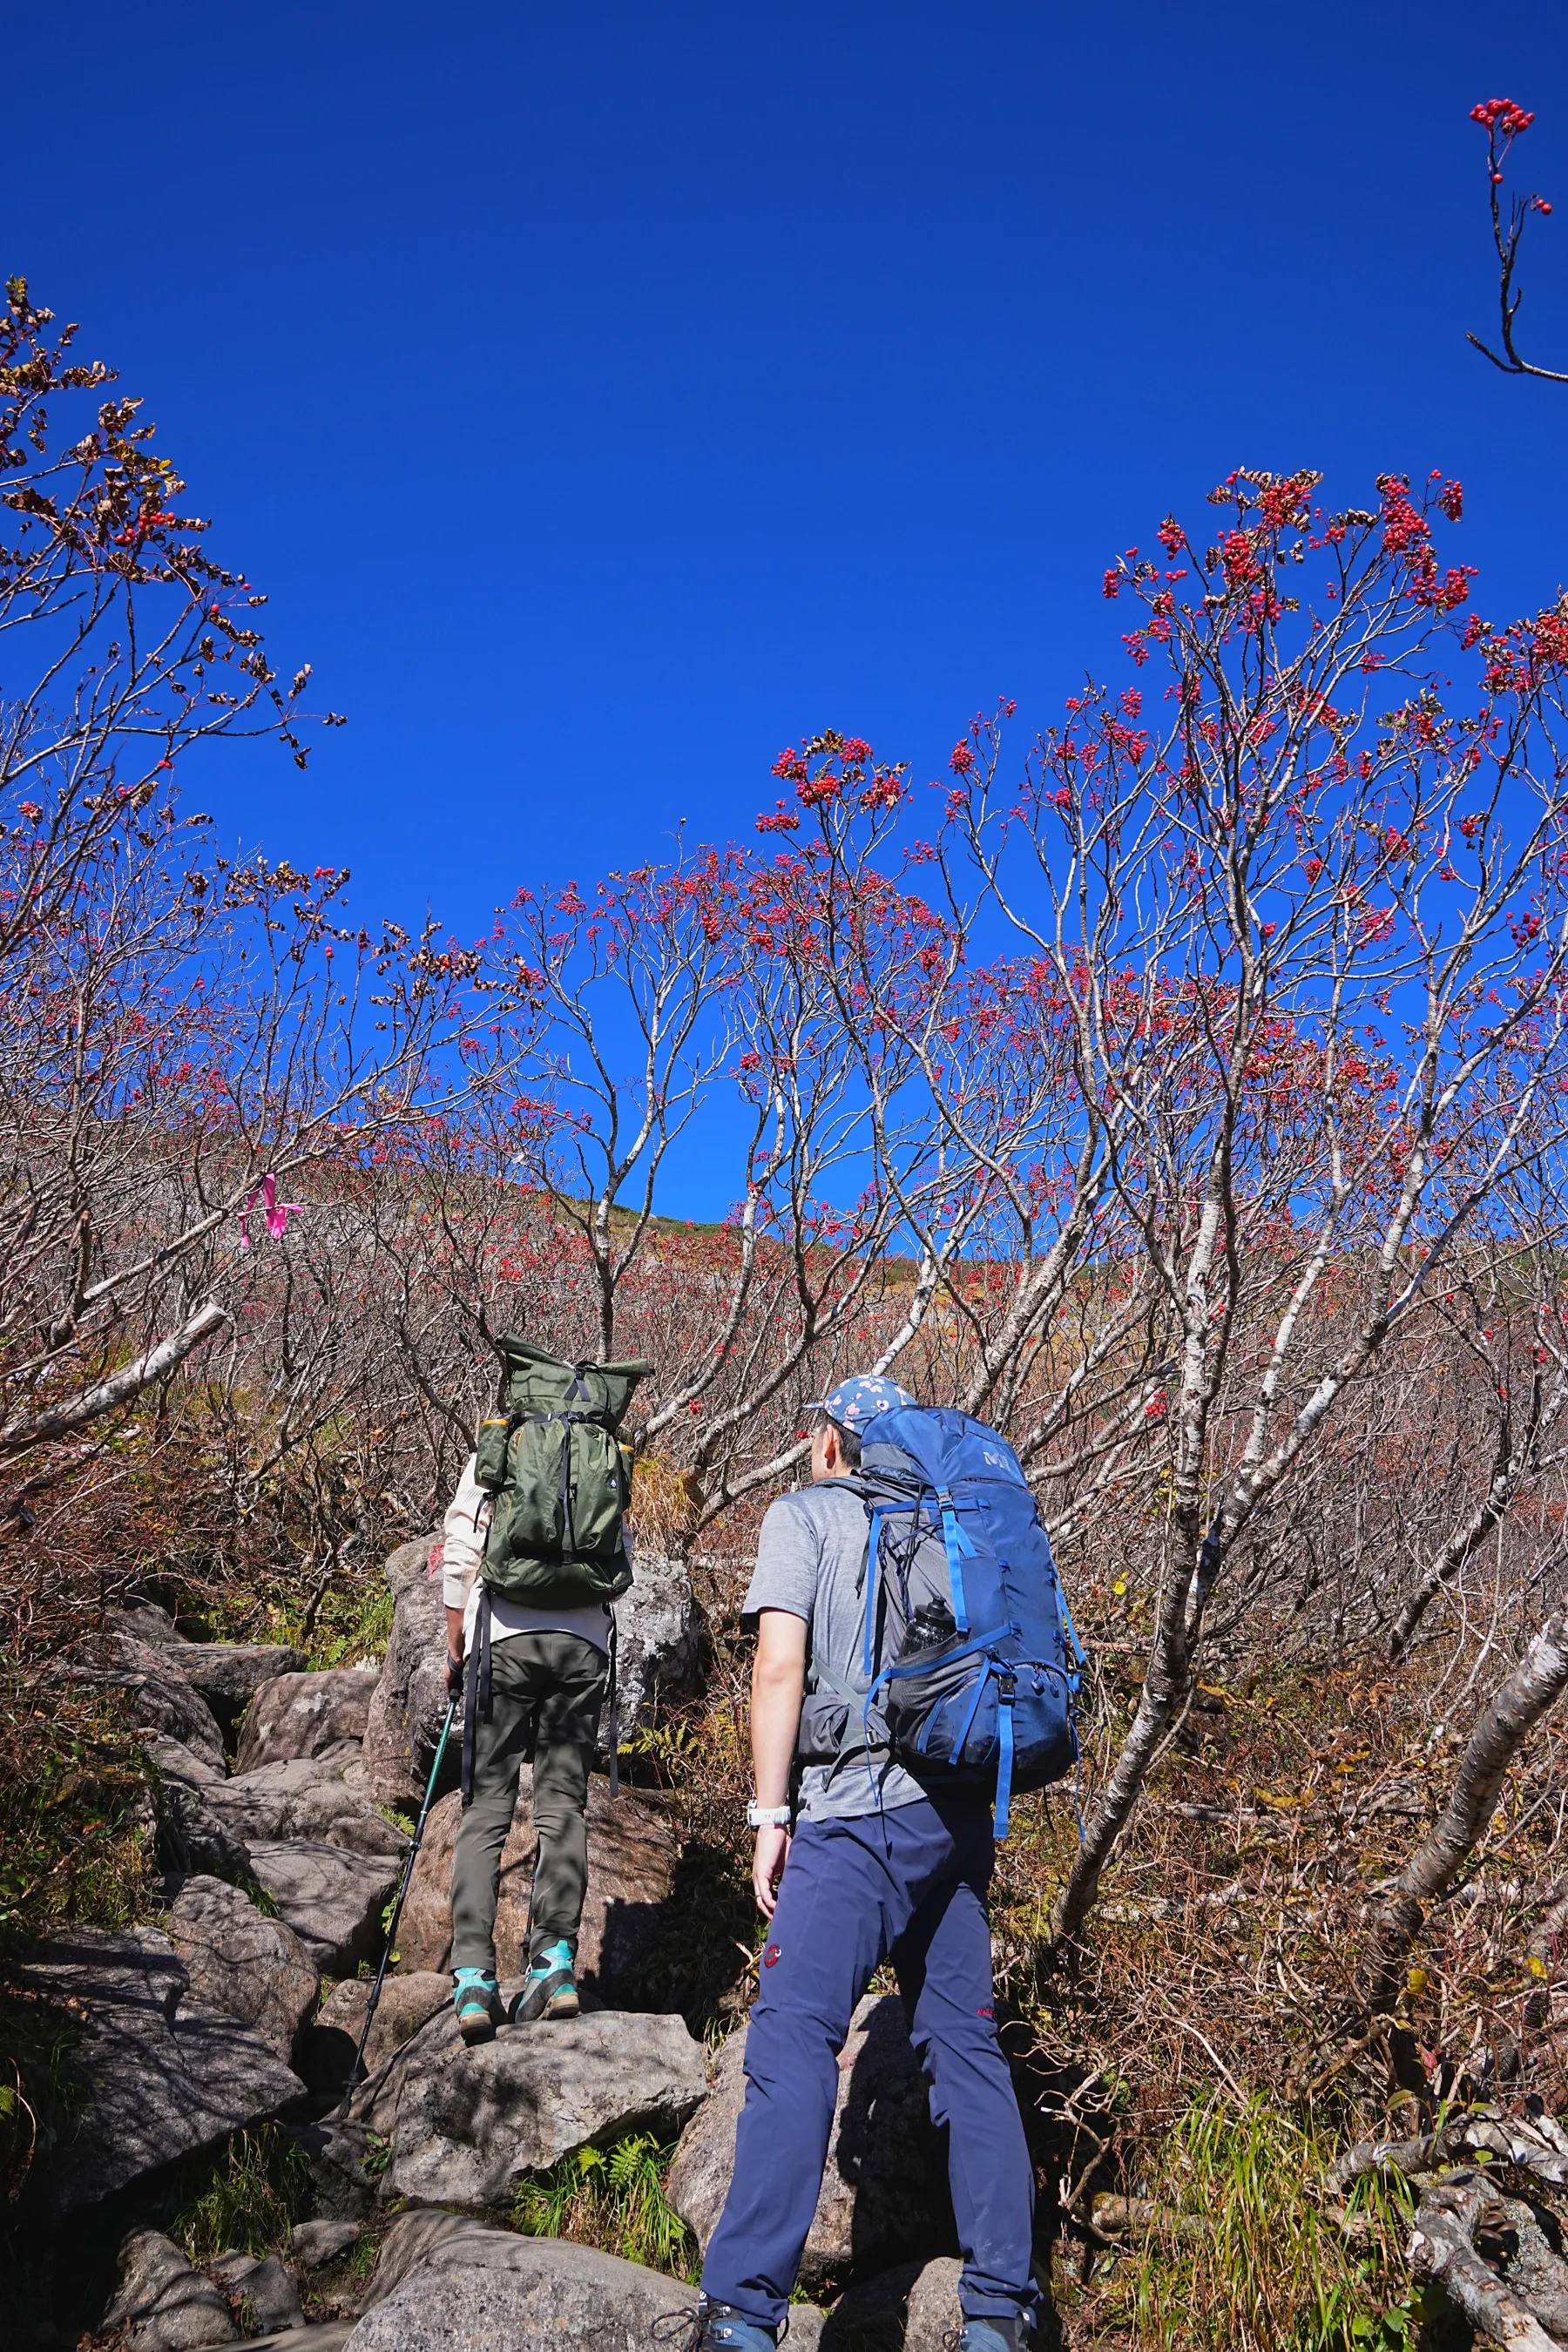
left=747, top=1801, right=792, bottom=1828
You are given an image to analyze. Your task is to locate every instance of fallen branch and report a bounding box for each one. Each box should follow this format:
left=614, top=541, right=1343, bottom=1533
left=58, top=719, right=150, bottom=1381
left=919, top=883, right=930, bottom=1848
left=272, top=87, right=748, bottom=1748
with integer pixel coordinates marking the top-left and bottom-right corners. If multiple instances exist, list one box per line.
left=1409, top=2172, right=1568, bottom=2349
left=0, top=1300, right=229, bottom=1459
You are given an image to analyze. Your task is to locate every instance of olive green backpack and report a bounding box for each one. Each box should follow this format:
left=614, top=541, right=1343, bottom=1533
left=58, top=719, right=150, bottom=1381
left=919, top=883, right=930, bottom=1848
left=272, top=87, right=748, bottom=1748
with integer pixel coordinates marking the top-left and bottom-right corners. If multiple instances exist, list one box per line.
left=473, top=1336, right=654, bottom=1608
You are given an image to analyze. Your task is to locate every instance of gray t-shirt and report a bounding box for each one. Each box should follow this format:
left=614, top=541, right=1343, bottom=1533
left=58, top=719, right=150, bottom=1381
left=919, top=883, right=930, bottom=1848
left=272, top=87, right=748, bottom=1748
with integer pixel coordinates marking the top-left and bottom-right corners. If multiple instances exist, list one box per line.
left=742, top=1477, right=928, bottom=1823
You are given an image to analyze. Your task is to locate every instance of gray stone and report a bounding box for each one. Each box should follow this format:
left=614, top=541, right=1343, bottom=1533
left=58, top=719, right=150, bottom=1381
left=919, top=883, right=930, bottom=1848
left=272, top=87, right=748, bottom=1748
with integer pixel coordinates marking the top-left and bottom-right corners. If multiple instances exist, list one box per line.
left=360, top=1534, right=449, bottom=1808
left=152, top=1740, right=253, bottom=1884
left=237, top=1670, right=377, bottom=1772
left=166, top=1876, right=320, bottom=2067
left=110, top=1600, right=186, bottom=1648
left=821, top=2258, right=964, bottom=2349
left=171, top=1640, right=308, bottom=1733
left=311, top=1970, right=449, bottom=2092
left=102, top=2229, right=238, bottom=2350
left=379, top=2004, right=706, bottom=2206
left=246, top=1840, right=403, bottom=1976
left=240, top=2331, right=352, bottom=2352
left=282, top=2116, right=379, bottom=2222
left=205, top=1757, right=410, bottom=1862
left=17, top=1928, right=304, bottom=2213
left=211, top=2248, right=306, bottom=2332
left=149, top=1730, right=224, bottom=1786
left=290, top=2219, right=362, bottom=2267
left=605, top=1552, right=706, bottom=1752
left=392, top=1777, right=676, bottom=2000
left=667, top=1995, right=955, bottom=2289
left=85, top=1632, right=228, bottom=1770
left=348, top=2213, right=693, bottom=2350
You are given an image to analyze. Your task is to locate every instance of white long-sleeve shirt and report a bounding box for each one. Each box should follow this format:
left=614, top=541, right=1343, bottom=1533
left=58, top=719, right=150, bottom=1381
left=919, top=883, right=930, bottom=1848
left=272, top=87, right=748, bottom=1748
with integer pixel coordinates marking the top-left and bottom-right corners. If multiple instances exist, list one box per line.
left=441, top=1453, right=612, bottom=1655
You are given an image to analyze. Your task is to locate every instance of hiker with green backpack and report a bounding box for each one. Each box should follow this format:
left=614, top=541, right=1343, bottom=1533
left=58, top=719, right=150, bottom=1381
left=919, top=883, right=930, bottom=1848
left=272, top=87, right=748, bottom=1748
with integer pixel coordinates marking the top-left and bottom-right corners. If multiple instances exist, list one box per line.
left=440, top=1337, right=652, bottom=2042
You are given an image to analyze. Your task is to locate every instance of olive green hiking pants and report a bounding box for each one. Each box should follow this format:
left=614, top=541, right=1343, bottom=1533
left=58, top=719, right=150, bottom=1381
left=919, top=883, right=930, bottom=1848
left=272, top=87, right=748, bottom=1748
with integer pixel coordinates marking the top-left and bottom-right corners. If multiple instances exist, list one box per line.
left=449, top=1631, right=607, bottom=1975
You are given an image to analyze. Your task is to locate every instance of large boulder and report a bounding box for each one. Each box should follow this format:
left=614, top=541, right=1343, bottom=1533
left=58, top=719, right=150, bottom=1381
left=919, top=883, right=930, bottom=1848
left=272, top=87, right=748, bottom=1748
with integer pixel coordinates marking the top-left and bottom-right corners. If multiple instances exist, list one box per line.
left=391, top=1776, right=677, bottom=1999
left=151, top=1736, right=253, bottom=1883
left=17, top=1929, right=303, bottom=2213
left=310, top=1970, right=450, bottom=2092
left=166, top=1639, right=308, bottom=1734
left=361, top=1535, right=707, bottom=1804
left=211, top=2248, right=306, bottom=2333
left=204, top=1756, right=411, bottom=1862
left=821, top=2258, right=964, bottom=2349
left=373, top=2003, right=706, bottom=2206
left=348, top=2212, right=695, bottom=2350
left=246, top=1840, right=403, bottom=1977
left=102, top=2229, right=238, bottom=2350
left=360, top=1534, right=449, bottom=1808
left=667, top=1994, right=955, bottom=2289
left=237, top=1669, right=377, bottom=1772
left=81, top=1632, right=228, bottom=1771
left=165, top=1876, right=320, bottom=2068
left=601, top=1551, right=706, bottom=1754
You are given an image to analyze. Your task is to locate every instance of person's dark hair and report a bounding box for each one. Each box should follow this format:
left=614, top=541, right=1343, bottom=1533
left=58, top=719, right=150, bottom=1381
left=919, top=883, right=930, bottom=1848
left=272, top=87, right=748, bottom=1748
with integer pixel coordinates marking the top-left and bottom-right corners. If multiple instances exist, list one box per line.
left=810, top=1409, right=862, bottom=1469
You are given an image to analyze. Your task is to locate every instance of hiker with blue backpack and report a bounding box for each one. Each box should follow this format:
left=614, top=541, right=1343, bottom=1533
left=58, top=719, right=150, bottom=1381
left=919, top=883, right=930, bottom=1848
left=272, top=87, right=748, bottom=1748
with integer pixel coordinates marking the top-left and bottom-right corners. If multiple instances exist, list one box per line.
left=440, top=1337, right=652, bottom=2041
left=689, top=1374, right=1083, bottom=2352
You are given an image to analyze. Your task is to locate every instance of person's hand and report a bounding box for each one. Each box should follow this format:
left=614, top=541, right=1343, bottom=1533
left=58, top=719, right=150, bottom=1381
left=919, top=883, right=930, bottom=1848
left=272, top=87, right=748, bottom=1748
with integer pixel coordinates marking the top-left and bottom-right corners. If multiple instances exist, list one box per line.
left=753, top=1823, right=790, bottom=1918
left=446, top=1648, right=465, bottom=1700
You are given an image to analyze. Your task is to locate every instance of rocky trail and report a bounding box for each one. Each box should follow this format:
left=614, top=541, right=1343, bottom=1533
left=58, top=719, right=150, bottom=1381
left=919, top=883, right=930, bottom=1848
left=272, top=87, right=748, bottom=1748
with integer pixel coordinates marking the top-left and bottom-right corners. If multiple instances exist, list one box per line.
left=10, top=1535, right=979, bottom=2352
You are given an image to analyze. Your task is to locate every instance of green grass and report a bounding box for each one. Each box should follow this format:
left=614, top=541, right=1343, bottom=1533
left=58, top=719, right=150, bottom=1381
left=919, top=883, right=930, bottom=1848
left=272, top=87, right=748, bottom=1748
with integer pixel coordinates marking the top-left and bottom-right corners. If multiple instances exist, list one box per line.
left=1079, top=2091, right=1418, bottom=2352
left=173, top=2124, right=311, bottom=2261
left=510, top=2132, right=697, bottom=2279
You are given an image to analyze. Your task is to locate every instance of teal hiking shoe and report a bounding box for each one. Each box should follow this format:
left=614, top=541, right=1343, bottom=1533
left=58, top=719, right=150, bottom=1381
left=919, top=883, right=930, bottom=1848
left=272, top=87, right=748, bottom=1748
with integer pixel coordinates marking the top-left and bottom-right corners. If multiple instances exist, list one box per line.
left=510, top=1937, right=579, bottom=2023
left=452, top=1967, right=501, bottom=2044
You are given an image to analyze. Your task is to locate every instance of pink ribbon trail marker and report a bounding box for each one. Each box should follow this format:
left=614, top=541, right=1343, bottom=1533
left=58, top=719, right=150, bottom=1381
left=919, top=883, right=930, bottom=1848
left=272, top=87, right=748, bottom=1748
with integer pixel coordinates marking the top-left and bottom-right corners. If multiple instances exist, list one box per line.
left=239, top=1172, right=305, bottom=1249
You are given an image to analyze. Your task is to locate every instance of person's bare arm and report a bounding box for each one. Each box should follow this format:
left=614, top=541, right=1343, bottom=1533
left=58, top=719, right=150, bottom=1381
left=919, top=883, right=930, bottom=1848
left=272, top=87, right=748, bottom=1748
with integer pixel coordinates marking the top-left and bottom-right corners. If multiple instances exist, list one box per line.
left=751, top=1608, right=807, bottom=1918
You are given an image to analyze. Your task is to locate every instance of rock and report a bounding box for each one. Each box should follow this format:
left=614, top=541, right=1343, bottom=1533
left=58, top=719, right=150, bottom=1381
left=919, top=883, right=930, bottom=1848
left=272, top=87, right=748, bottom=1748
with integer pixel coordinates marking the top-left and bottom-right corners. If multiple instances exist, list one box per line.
left=607, top=1553, right=706, bottom=1751
left=291, top=2219, right=362, bottom=2267
left=211, top=2249, right=306, bottom=2332
left=241, top=2331, right=352, bottom=2352
left=165, top=1876, right=320, bottom=2067
left=83, top=1632, right=228, bottom=1770
left=821, top=2258, right=964, bottom=2349
left=348, top=2212, right=694, bottom=2349
left=110, top=1600, right=186, bottom=1648
left=309, top=1971, right=450, bottom=2093
left=171, top=1640, right=308, bottom=1734
left=360, top=1534, right=449, bottom=1808
left=17, top=1928, right=304, bottom=2213
left=376, top=2004, right=706, bottom=2205
left=152, top=1739, right=253, bottom=1884
left=667, top=1994, right=955, bottom=2289
left=102, top=2229, right=238, bottom=2349
left=246, top=1840, right=403, bottom=1976
left=392, top=1778, right=676, bottom=1999
left=205, top=1756, right=410, bottom=1862
left=238, top=1670, right=377, bottom=1772
left=149, top=1729, right=224, bottom=1786
left=282, top=2117, right=379, bottom=2222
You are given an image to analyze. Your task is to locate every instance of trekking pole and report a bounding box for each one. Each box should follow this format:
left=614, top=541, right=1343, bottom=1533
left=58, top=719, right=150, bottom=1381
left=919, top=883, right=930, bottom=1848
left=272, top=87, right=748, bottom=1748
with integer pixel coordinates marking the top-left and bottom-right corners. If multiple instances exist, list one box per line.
left=336, top=1698, right=456, bottom=2118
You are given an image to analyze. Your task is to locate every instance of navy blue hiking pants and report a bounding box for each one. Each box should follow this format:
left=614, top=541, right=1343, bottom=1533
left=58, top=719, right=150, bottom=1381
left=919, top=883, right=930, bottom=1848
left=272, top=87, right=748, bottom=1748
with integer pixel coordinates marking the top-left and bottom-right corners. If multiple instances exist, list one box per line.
left=700, top=1794, right=1038, bottom=2334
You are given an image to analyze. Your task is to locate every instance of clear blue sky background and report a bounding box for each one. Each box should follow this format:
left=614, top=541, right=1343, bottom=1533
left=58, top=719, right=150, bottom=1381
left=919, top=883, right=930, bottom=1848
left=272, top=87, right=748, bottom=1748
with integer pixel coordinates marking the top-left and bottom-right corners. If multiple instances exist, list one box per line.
left=10, top=3, right=1568, bottom=1092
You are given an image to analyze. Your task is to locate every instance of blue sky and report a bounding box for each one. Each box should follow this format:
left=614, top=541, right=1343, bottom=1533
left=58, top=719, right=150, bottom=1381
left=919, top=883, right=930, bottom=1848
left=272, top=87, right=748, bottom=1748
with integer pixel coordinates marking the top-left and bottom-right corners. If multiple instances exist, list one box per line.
left=10, top=1, right=1568, bottom=950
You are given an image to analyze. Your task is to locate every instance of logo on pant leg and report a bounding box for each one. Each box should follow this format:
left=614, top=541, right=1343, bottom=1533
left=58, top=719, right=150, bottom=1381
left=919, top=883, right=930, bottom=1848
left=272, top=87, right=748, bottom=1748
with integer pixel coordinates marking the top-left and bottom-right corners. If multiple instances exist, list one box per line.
left=763, top=1943, right=782, bottom=1969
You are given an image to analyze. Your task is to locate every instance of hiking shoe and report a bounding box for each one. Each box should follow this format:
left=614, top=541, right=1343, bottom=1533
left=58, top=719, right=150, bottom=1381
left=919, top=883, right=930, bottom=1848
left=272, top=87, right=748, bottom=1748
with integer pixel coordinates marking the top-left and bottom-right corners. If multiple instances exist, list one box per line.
left=652, top=2304, right=775, bottom=2351
left=510, top=1937, right=579, bottom=2023
left=945, top=2321, right=1030, bottom=2352
left=452, top=1967, right=501, bottom=2044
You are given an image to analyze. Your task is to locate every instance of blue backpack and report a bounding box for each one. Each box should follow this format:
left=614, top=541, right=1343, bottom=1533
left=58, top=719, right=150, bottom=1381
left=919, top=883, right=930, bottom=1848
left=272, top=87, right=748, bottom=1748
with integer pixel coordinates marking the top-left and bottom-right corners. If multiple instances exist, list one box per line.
left=819, top=1405, right=1084, bottom=1838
